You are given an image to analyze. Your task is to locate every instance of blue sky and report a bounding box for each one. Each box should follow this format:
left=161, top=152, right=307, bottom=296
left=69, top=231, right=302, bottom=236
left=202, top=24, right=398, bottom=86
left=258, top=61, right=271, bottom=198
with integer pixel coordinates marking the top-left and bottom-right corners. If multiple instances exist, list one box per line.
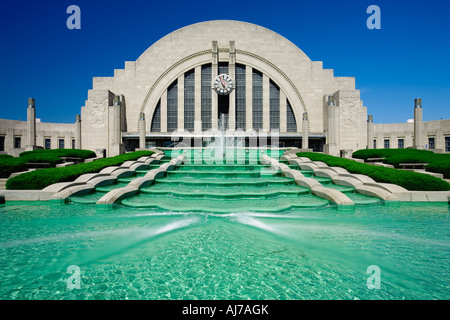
left=0, top=0, right=449, bottom=124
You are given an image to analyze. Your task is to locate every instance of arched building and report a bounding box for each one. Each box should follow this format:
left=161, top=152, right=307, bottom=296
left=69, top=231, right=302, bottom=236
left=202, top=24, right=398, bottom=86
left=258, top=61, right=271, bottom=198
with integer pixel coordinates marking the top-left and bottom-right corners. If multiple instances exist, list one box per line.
left=1, top=20, right=449, bottom=157
left=81, top=20, right=367, bottom=156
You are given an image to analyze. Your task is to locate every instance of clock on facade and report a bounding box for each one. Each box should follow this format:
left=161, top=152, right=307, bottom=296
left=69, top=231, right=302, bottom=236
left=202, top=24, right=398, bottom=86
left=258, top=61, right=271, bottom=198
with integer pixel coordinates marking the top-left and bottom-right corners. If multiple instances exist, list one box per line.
left=212, top=74, right=234, bottom=95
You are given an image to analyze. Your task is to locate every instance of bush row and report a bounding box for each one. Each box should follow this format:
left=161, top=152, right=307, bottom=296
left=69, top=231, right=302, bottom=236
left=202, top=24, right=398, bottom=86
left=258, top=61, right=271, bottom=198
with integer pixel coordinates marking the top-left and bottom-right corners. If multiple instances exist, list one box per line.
left=297, top=152, right=450, bottom=191
left=6, top=151, right=154, bottom=190
left=0, top=149, right=97, bottom=178
left=352, top=149, right=450, bottom=179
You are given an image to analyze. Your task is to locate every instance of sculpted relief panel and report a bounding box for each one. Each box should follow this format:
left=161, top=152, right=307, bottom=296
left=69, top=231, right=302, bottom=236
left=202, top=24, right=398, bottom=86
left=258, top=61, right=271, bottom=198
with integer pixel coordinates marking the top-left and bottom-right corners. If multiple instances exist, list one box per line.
left=340, top=93, right=360, bottom=129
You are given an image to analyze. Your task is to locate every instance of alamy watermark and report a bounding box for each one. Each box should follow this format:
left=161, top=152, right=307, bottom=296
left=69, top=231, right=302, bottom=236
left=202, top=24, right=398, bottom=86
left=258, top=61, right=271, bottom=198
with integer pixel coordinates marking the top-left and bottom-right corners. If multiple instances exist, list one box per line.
left=66, top=5, right=81, bottom=30
left=67, top=265, right=81, bottom=290
left=366, top=265, right=381, bottom=289
left=367, top=5, right=381, bottom=30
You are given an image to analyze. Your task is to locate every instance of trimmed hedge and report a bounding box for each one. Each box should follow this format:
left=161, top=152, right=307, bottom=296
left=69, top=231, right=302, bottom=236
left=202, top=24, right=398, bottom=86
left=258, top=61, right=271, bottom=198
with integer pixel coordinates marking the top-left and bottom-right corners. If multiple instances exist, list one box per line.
left=297, top=152, right=450, bottom=191
left=0, top=149, right=96, bottom=178
left=352, top=149, right=450, bottom=179
left=0, top=157, right=28, bottom=178
left=6, top=151, right=154, bottom=190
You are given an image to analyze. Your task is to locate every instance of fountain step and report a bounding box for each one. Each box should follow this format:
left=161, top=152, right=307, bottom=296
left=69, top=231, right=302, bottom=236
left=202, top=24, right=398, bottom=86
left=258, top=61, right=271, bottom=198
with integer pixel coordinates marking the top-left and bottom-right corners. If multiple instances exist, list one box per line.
left=139, top=188, right=310, bottom=199
left=155, top=176, right=294, bottom=184
left=165, top=170, right=281, bottom=178
left=121, top=193, right=329, bottom=213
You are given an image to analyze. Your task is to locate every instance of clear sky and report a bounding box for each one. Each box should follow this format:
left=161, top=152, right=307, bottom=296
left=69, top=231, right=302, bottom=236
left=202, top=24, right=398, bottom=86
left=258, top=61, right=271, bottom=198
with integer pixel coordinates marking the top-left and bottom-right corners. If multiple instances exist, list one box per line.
left=0, top=0, right=449, bottom=124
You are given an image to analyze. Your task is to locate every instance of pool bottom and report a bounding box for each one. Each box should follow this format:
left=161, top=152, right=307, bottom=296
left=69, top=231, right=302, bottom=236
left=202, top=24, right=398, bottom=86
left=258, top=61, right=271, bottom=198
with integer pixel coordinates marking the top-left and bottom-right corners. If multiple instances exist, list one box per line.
left=0, top=201, right=448, bottom=300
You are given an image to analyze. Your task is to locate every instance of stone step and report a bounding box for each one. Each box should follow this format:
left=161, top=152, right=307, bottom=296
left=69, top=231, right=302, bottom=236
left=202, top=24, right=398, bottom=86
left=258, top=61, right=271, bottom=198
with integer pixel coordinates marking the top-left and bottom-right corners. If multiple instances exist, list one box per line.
left=0, top=178, right=8, bottom=190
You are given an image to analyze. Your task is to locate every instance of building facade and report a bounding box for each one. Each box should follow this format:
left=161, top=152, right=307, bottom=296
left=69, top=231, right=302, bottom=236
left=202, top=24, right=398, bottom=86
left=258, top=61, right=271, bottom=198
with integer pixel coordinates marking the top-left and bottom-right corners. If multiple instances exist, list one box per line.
left=0, top=20, right=449, bottom=156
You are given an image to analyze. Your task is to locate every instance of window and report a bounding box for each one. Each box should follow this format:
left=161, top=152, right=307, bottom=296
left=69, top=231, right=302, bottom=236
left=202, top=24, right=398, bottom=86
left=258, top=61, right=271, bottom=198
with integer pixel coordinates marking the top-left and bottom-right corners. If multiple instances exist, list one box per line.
left=45, top=138, right=51, bottom=149
left=218, top=62, right=228, bottom=75
left=398, top=139, right=404, bottom=149
left=235, top=64, right=246, bottom=130
left=59, top=139, right=65, bottom=149
left=445, top=137, right=450, bottom=152
left=286, top=100, right=297, bottom=132
left=269, top=80, right=280, bottom=130
left=14, top=136, right=21, bottom=149
left=373, top=140, right=377, bottom=149
left=184, top=69, right=195, bottom=132
left=151, top=101, right=161, bottom=132
left=428, top=137, right=435, bottom=149
left=167, top=80, right=178, bottom=132
left=384, top=139, right=390, bottom=149
left=201, top=64, right=212, bottom=131
left=252, top=69, right=263, bottom=130
left=72, top=139, right=75, bottom=149
left=0, top=136, right=4, bottom=151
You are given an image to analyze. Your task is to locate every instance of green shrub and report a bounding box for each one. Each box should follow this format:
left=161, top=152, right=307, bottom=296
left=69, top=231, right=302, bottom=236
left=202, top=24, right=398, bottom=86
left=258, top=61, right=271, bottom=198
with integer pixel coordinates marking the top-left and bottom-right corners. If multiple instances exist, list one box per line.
left=297, top=152, right=450, bottom=191
left=352, top=149, right=450, bottom=179
left=0, top=149, right=97, bottom=178
left=0, top=157, right=28, bottom=178
left=6, top=151, right=154, bottom=190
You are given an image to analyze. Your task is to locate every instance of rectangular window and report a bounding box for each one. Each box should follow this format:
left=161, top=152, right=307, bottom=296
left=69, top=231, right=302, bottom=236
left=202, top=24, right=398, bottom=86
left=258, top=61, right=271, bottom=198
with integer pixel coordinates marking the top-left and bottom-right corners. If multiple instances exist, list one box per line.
left=286, top=100, right=297, bottom=132
left=428, top=137, right=435, bottom=149
left=72, top=139, right=75, bottom=149
left=0, top=136, right=4, bottom=151
left=218, top=62, right=228, bottom=75
left=235, top=64, right=246, bottom=130
left=201, top=64, right=212, bottom=131
left=184, top=69, right=195, bottom=132
left=384, top=139, right=390, bottom=149
left=398, top=139, right=404, bottom=149
left=14, top=136, right=21, bottom=149
left=151, top=101, right=161, bottom=132
left=445, top=137, right=450, bottom=152
left=269, top=80, right=280, bottom=130
left=252, top=70, right=263, bottom=130
left=373, top=140, right=377, bottom=149
left=59, top=139, right=65, bottom=149
left=167, top=80, right=178, bottom=132
left=45, top=138, right=51, bottom=149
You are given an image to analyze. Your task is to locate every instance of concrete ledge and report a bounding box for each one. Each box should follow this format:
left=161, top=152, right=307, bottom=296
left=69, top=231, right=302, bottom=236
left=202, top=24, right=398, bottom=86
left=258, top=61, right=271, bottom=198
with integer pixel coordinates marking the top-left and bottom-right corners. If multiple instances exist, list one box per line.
left=109, top=168, right=134, bottom=178
left=86, top=176, right=117, bottom=188
left=128, top=162, right=148, bottom=171
left=42, top=182, right=86, bottom=193
left=394, top=191, right=450, bottom=202
left=341, top=174, right=376, bottom=184
left=365, top=182, right=408, bottom=194
left=1, top=190, right=56, bottom=201
left=100, top=166, right=121, bottom=174
left=75, top=173, right=110, bottom=183
left=50, top=185, right=95, bottom=203
left=332, top=176, right=364, bottom=188
left=313, top=168, right=339, bottom=179
left=84, top=157, right=101, bottom=163
left=282, top=169, right=305, bottom=180
left=299, top=163, right=319, bottom=171
left=311, top=185, right=354, bottom=206
left=144, top=169, right=167, bottom=179
left=120, top=160, right=141, bottom=168
left=149, top=148, right=164, bottom=155
left=56, top=162, right=74, bottom=168
left=128, top=176, right=155, bottom=189
left=96, top=186, right=139, bottom=205
left=310, top=161, right=329, bottom=168
left=328, top=167, right=351, bottom=175
left=355, top=185, right=399, bottom=201
left=294, top=176, right=322, bottom=189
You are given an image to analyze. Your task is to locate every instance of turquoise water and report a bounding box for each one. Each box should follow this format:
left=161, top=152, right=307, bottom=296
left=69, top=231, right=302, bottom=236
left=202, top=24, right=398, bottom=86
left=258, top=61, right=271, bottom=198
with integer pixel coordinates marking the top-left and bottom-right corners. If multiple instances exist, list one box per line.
left=0, top=150, right=449, bottom=300
left=0, top=202, right=448, bottom=300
